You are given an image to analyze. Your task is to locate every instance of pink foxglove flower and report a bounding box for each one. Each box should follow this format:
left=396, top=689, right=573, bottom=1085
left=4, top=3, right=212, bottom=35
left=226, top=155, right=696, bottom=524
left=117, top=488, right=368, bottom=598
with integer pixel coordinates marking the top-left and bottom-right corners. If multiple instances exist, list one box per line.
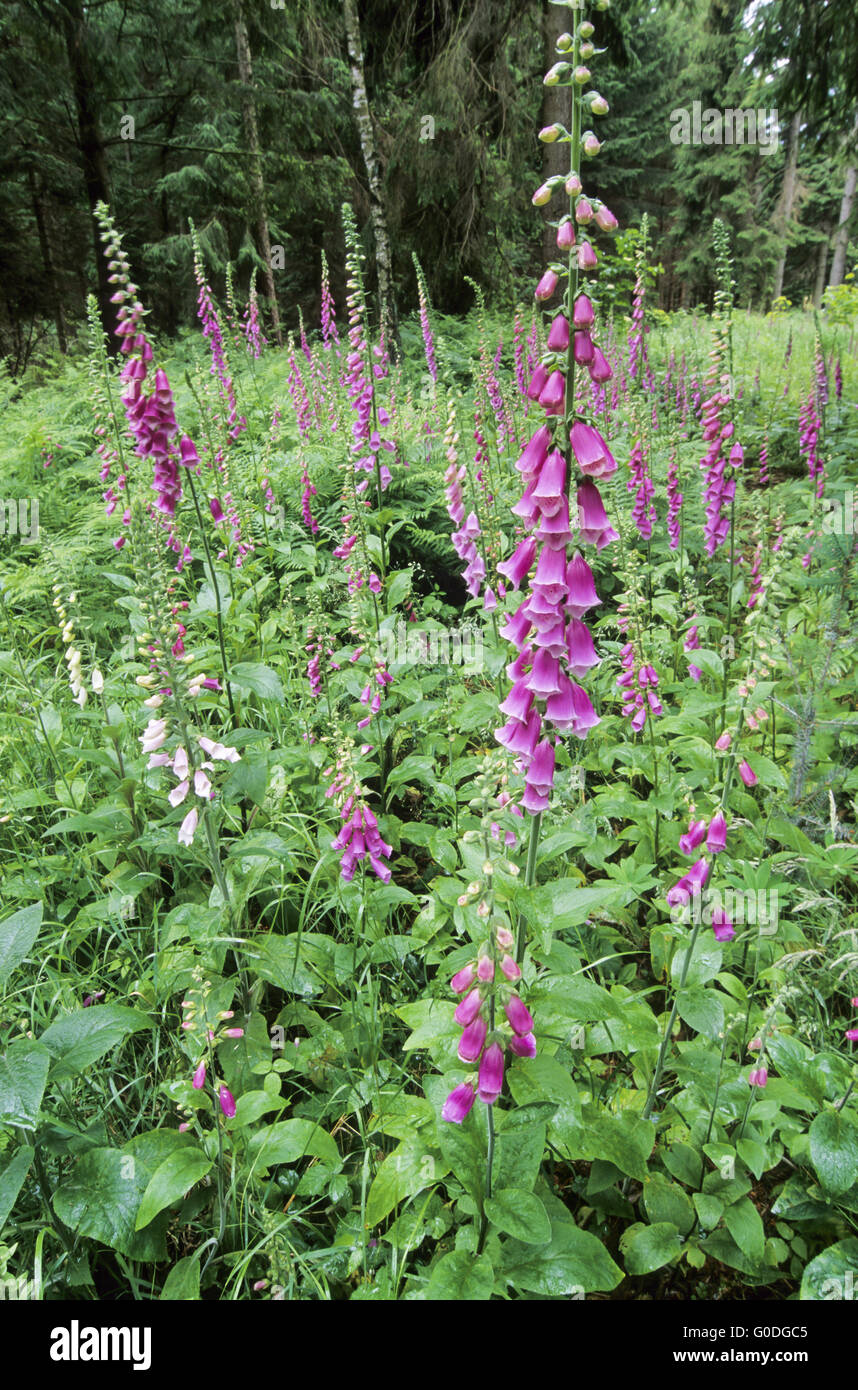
left=442, top=1082, right=476, bottom=1124
left=219, top=1085, right=237, bottom=1118
left=477, top=1043, right=504, bottom=1105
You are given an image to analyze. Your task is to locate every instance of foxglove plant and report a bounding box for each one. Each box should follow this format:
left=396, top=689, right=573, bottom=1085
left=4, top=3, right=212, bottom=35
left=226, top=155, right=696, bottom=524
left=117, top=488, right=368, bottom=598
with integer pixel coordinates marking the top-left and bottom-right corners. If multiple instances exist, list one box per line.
left=496, top=20, right=620, bottom=832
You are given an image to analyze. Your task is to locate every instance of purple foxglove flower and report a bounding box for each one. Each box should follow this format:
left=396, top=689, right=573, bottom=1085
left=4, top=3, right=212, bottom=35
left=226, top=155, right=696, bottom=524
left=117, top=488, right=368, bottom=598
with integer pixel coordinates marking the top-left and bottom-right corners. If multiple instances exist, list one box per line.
left=527, top=364, right=549, bottom=401
left=526, top=739, right=556, bottom=796
left=565, top=619, right=600, bottom=678
left=565, top=173, right=582, bottom=197
left=477, top=1042, right=504, bottom=1104
left=500, top=955, right=521, bottom=981
left=454, top=988, right=483, bottom=1027
left=535, top=270, right=559, bottom=301
left=499, top=678, right=534, bottom=724
left=505, top=995, right=535, bottom=1036
left=666, top=858, right=710, bottom=907
left=846, top=1029, right=858, bottom=1042
left=532, top=542, right=569, bottom=601
left=498, top=537, right=536, bottom=589
left=477, top=955, right=495, bottom=982
left=706, top=811, right=727, bottom=853
left=495, top=709, right=541, bottom=757
left=574, top=331, right=594, bottom=365
left=458, top=1015, right=488, bottom=1063
left=179, top=436, right=199, bottom=466
left=748, top=1068, right=768, bottom=1088
left=527, top=649, right=563, bottom=697
left=515, top=426, right=552, bottom=476
left=577, top=241, right=598, bottom=270
left=738, top=760, right=757, bottom=787
left=575, top=197, right=594, bottom=224
left=192, top=1062, right=206, bottom=1089
left=210, top=497, right=225, bottom=523
left=556, top=220, right=576, bottom=251
left=576, top=480, right=617, bottom=549
left=532, top=450, right=566, bottom=516
left=715, top=732, right=732, bottom=751
left=547, top=313, right=570, bottom=350
left=573, top=294, right=594, bottom=328
left=679, top=819, right=707, bottom=856
left=565, top=551, right=600, bottom=617
left=595, top=205, right=618, bottom=231
left=521, top=784, right=550, bottom=814
left=178, top=807, right=199, bottom=847
left=509, top=1032, right=537, bottom=1058
left=538, top=370, right=565, bottom=414
left=588, top=344, right=612, bottom=383
left=711, top=909, right=735, bottom=942
left=570, top=421, right=616, bottom=479
left=688, top=664, right=702, bottom=681
left=442, top=1081, right=476, bottom=1124
left=219, top=1085, right=237, bottom=1118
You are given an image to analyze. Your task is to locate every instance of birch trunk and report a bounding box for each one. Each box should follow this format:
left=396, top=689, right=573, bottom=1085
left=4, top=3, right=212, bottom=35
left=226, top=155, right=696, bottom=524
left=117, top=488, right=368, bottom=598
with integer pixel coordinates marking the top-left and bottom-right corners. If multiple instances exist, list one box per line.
left=343, top=0, right=396, bottom=345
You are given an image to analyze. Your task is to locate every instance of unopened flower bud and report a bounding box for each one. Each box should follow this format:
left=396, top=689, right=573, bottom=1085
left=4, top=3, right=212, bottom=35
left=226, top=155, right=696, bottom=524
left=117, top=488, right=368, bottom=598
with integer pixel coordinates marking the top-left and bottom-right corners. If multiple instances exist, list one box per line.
left=532, top=183, right=553, bottom=207
left=591, top=94, right=610, bottom=116
left=573, top=65, right=591, bottom=85
left=579, top=41, right=595, bottom=59
left=556, top=32, right=574, bottom=51
left=579, top=20, right=595, bottom=37
left=539, top=123, right=563, bottom=143
left=582, top=132, right=601, bottom=157
left=543, top=62, right=571, bottom=86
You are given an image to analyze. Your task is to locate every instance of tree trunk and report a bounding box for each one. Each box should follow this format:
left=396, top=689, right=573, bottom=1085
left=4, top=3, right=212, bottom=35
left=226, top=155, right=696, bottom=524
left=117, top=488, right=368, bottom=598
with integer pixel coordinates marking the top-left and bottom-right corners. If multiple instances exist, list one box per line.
left=828, top=116, right=858, bottom=291
left=772, top=111, right=801, bottom=304
left=540, top=2, right=571, bottom=276
left=232, top=0, right=282, bottom=346
left=58, top=0, right=115, bottom=344
left=28, top=167, right=67, bottom=353
left=342, top=0, right=396, bottom=347
left=813, top=232, right=829, bottom=308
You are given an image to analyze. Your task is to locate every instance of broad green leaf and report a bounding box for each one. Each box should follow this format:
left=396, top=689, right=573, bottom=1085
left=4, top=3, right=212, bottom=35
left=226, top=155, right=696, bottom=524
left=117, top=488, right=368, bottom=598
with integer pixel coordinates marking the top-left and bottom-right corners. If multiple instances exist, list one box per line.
left=641, top=1174, right=695, bottom=1236
left=0, top=903, right=42, bottom=984
left=0, top=1040, right=50, bottom=1129
left=437, top=1122, right=485, bottom=1207
left=501, top=1219, right=623, bottom=1295
left=620, top=1221, right=682, bottom=1275
left=247, top=1118, right=340, bottom=1170
left=53, top=1147, right=158, bottom=1258
left=0, top=1146, right=34, bottom=1231
left=693, top=1193, right=724, bottom=1229
left=494, top=1119, right=547, bottom=1193
left=809, top=1110, right=858, bottom=1195
left=670, top=940, right=722, bottom=988
left=229, top=662, right=284, bottom=702
left=662, top=1142, right=703, bottom=1189
left=160, top=1253, right=201, bottom=1300
left=39, top=1005, right=151, bottom=1075
left=485, top=1188, right=551, bottom=1244
left=563, top=1113, right=652, bottom=1180
left=425, top=1250, right=494, bottom=1300
left=135, top=1148, right=213, bottom=1230
left=366, top=1138, right=448, bottom=1226
left=724, top=1196, right=765, bottom=1261
left=800, top=1238, right=858, bottom=1300
left=676, top=987, right=724, bottom=1039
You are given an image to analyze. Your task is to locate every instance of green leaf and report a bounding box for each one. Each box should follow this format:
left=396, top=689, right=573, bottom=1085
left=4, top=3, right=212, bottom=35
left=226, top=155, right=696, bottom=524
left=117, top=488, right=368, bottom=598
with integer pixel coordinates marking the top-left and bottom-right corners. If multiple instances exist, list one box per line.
left=641, top=1174, right=695, bottom=1236
left=437, top=1122, right=485, bottom=1207
left=0, top=1040, right=50, bottom=1129
left=39, top=1005, right=151, bottom=1076
left=485, top=1188, right=551, bottom=1244
left=494, top=1119, right=547, bottom=1193
left=524, top=879, right=628, bottom=932
left=250, top=934, right=335, bottom=998
left=160, top=1253, right=201, bottom=1300
left=135, top=1148, right=213, bottom=1230
left=366, top=1138, right=447, bottom=1226
left=425, top=1250, right=494, bottom=1300
left=53, top=1148, right=152, bottom=1257
left=386, top=569, right=412, bottom=611
left=809, top=1110, right=858, bottom=1195
left=501, top=1218, right=623, bottom=1295
left=229, top=662, right=284, bottom=702
left=564, top=1113, right=652, bottom=1180
left=693, top=1193, right=724, bottom=1229
left=671, top=940, right=722, bottom=988
left=620, top=1221, right=682, bottom=1275
left=0, top=1147, right=34, bottom=1231
left=676, top=987, right=724, bottom=1039
left=247, top=1118, right=340, bottom=1170
left=662, top=1142, right=703, bottom=1189
left=800, top=1238, right=858, bottom=1300
left=0, top=903, right=42, bottom=984
left=724, top=1196, right=765, bottom=1261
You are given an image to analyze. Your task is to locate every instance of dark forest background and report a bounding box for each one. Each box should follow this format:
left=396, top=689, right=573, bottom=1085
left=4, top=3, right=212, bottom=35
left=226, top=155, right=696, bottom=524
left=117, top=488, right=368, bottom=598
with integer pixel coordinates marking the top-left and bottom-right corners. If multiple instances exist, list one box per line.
left=1, top=0, right=856, bottom=369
